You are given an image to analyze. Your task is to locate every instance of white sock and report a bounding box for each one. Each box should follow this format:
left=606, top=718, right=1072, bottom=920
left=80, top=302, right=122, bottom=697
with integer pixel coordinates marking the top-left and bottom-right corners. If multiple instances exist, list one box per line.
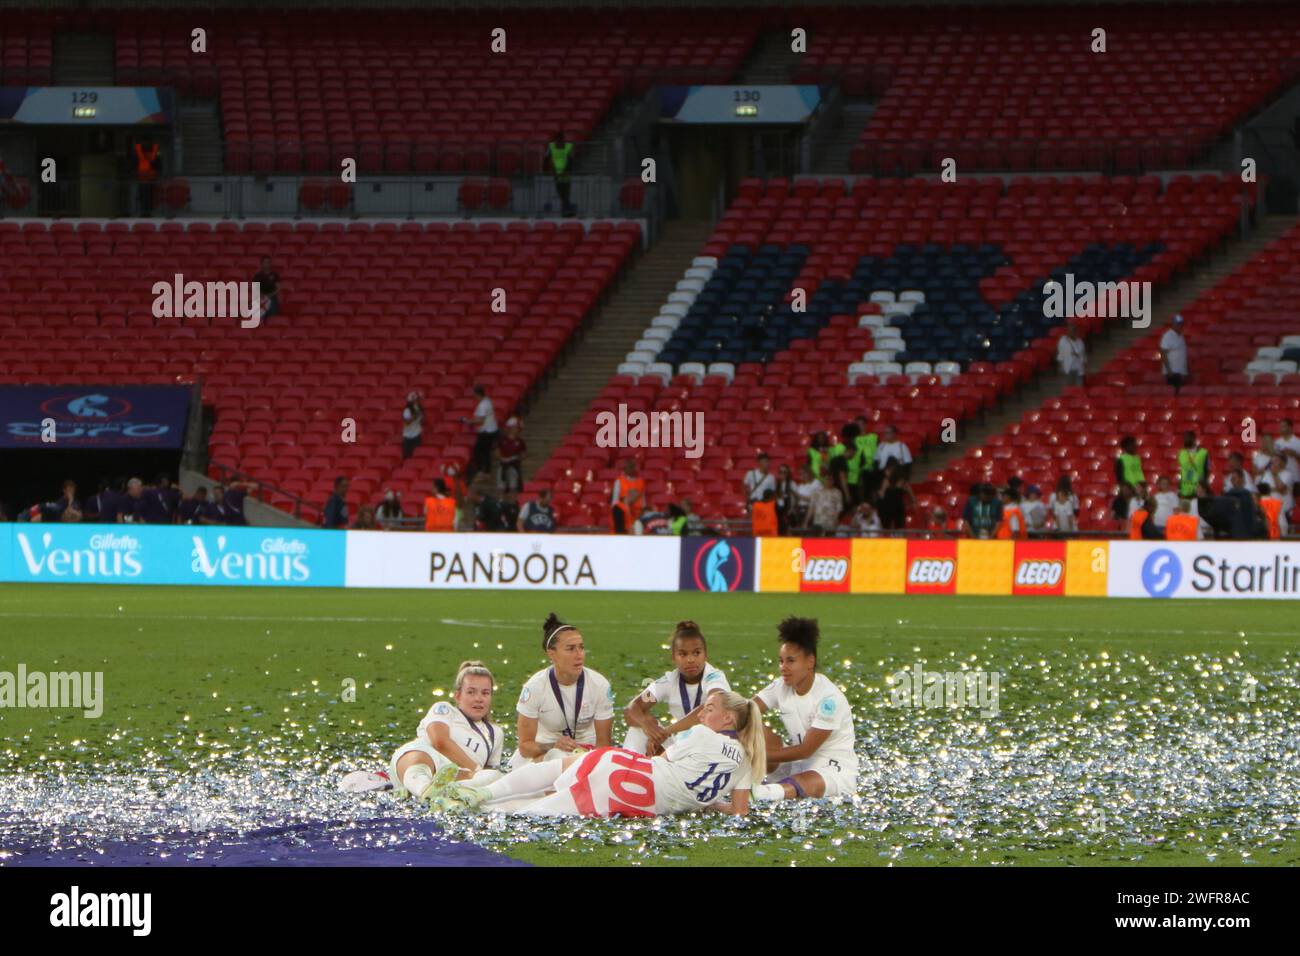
left=468, top=769, right=503, bottom=787
left=752, top=783, right=787, bottom=803
left=402, top=764, right=436, bottom=798
left=486, top=759, right=566, bottom=801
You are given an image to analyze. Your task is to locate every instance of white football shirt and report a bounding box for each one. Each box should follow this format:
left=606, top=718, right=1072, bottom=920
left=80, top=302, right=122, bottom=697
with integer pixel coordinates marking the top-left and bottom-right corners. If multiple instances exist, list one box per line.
left=517, top=667, right=614, bottom=747
left=756, top=672, right=857, bottom=773
left=651, top=725, right=753, bottom=813
left=416, top=700, right=504, bottom=770
left=637, top=664, right=731, bottom=722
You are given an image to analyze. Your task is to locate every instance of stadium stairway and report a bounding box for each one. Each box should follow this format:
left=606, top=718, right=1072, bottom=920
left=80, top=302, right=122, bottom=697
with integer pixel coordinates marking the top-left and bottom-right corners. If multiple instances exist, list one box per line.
left=52, top=32, right=114, bottom=85
left=914, top=212, right=1300, bottom=482
left=520, top=219, right=717, bottom=479
left=811, top=100, right=876, bottom=175
left=735, top=29, right=805, bottom=84
left=178, top=99, right=226, bottom=176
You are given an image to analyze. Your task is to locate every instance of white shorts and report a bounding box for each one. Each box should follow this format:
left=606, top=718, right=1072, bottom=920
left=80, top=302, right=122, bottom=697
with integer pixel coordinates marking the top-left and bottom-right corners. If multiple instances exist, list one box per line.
left=389, top=738, right=502, bottom=795
left=768, top=757, right=857, bottom=800
left=389, top=738, right=451, bottom=794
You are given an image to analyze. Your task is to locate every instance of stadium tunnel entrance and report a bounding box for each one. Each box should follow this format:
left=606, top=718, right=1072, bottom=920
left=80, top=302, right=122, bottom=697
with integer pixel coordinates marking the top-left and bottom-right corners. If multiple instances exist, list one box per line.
left=1, top=447, right=180, bottom=521
left=665, top=124, right=799, bottom=218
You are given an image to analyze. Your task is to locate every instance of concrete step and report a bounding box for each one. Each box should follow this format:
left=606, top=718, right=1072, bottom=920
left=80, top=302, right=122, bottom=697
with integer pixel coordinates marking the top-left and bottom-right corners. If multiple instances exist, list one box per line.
left=178, top=99, right=225, bottom=176
left=520, top=220, right=716, bottom=473
left=53, top=33, right=115, bottom=85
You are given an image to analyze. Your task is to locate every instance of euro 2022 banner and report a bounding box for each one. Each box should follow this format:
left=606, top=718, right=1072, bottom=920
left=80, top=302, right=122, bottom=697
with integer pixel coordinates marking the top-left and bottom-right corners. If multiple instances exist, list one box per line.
left=679, top=536, right=755, bottom=592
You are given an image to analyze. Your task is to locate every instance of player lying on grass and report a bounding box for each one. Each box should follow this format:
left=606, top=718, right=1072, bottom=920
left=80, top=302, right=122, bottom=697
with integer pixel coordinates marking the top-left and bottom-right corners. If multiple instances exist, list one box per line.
left=622, top=619, right=731, bottom=756
left=750, top=616, right=858, bottom=804
left=434, top=689, right=764, bottom=817
left=389, top=660, right=506, bottom=801
left=508, top=612, right=614, bottom=769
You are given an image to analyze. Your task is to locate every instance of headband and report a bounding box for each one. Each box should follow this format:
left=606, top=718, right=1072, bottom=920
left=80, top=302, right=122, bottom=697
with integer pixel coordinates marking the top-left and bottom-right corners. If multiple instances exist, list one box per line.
left=545, top=624, right=576, bottom=649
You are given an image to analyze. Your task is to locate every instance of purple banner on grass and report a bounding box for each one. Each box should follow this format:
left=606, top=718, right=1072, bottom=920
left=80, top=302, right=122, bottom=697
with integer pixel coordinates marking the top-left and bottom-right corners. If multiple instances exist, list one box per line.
left=1, top=818, right=526, bottom=867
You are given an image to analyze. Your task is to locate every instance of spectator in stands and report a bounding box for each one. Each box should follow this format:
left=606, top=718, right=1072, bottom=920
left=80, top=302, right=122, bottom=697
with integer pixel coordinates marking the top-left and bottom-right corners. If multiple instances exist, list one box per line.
left=424, top=479, right=456, bottom=532
left=743, top=453, right=777, bottom=507
left=1165, top=499, right=1200, bottom=540
left=1251, top=434, right=1278, bottom=475
left=215, top=480, right=257, bottom=525
left=773, top=463, right=801, bottom=534
left=178, top=486, right=214, bottom=524
left=874, top=425, right=913, bottom=479
left=1275, top=418, right=1300, bottom=466
left=495, top=487, right=521, bottom=532
left=1151, top=475, right=1179, bottom=532
left=1022, top=484, right=1047, bottom=531
left=996, top=487, right=1028, bottom=539
left=851, top=501, right=882, bottom=536
left=1056, top=321, right=1087, bottom=386
left=793, top=462, right=820, bottom=528
left=852, top=415, right=880, bottom=502
left=1177, top=430, right=1210, bottom=498
left=610, top=458, right=645, bottom=534
left=545, top=130, right=576, bottom=217
left=82, top=478, right=117, bottom=524
left=354, top=505, right=378, bottom=530
left=253, top=256, right=282, bottom=320
left=401, top=391, right=424, bottom=461
left=496, top=417, right=526, bottom=493
left=807, top=431, right=839, bottom=480
left=1115, top=436, right=1146, bottom=490
left=1050, top=480, right=1078, bottom=534
left=1257, top=451, right=1294, bottom=515
left=807, top=473, right=844, bottom=535
left=29, top=481, right=83, bottom=523
left=323, top=476, right=351, bottom=529
left=635, top=500, right=672, bottom=535
left=464, top=384, right=499, bottom=481
left=1159, top=314, right=1189, bottom=392
left=877, top=460, right=914, bottom=531
left=117, top=478, right=149, bottom=523
left=133, top=138, right=160, bottom=216
left=1111, top=482, right=1136, bottom=527
left=669, top=499, right=705, bottom=536
left=1258, top=482, right=1286, bottom=538
left=1129, top=493, right=1160, bottom=540
left=376, top=489, right=405, bottom=530
left=751, top=488, right=779, bottom=537
left=963, top=483, right=1002, bottom=539
left=147, top=474, right=181, bottom=524
left=1222, top=469, right=1260, bottom=538
left=1218, top=453, right=1256, bottom=494
left=519, top=487, right=558, bottom=533
left=929, top=505, right=955, bottom=536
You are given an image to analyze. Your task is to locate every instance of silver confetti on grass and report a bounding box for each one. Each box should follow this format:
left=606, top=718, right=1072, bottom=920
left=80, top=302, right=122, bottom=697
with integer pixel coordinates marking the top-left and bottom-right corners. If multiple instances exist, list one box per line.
left=1, top=647, right=1298, bottom=864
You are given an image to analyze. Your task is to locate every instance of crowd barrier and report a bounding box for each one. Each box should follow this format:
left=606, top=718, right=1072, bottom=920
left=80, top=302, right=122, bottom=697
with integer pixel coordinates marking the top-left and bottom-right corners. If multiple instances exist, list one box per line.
left=0, top=525, right=1295, bottom=599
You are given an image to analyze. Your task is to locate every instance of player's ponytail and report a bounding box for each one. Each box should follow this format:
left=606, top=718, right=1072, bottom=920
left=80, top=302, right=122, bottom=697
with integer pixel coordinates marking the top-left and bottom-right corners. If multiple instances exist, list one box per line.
left=671, top=619, right=705, bottom=650
left=454, top=659, right=494, bottom=693
left=542, top=612, right=575, bottom=652
left=712, top=690, right=766, bottom=785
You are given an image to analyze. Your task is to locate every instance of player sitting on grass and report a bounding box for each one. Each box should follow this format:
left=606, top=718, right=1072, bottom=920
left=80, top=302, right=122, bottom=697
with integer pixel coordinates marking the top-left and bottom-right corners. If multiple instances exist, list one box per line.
left=434, top=689, right=763, bottom=818
left=508, top=612, right=614, bottom=769
left=622, top=619, right=731, bottom=756
left=750, top=617, right=858, bottom=804
left=389, top=660, right=505, bottom=802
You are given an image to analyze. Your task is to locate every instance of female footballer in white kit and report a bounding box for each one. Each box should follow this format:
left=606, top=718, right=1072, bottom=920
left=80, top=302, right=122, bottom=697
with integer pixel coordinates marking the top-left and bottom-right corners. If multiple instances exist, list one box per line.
left=509, top=612, right=614, bottom=769
left=389, top=660, right=506, bottom=800
left=436, top=689, right=764, bottom=818
left=622, top=619, right=731, bottom=755
left=750, top=617, right=858, bottom=803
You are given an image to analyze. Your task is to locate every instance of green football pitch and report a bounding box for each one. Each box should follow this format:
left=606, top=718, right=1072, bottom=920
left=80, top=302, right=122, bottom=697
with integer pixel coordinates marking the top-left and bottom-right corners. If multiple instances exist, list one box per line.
left=1, top=583, right=1296, bottom=867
